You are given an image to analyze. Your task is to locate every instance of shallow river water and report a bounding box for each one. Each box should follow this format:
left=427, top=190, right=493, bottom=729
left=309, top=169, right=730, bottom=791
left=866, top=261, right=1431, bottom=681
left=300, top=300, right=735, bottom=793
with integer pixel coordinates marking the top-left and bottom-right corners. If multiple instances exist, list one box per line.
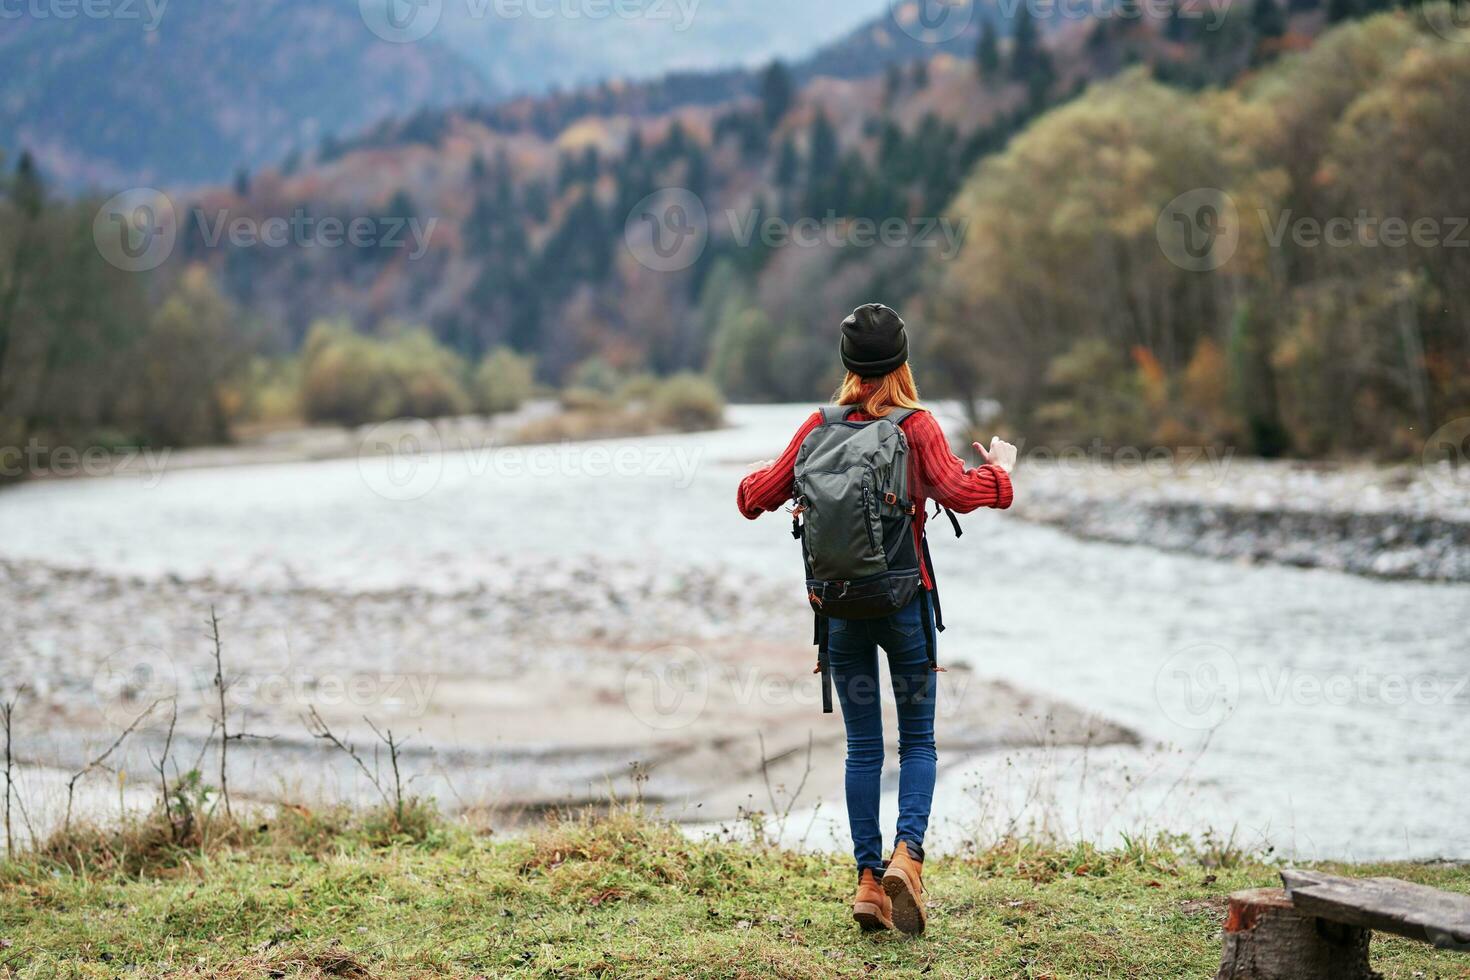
left=2, top=404, right=1467, bottom=860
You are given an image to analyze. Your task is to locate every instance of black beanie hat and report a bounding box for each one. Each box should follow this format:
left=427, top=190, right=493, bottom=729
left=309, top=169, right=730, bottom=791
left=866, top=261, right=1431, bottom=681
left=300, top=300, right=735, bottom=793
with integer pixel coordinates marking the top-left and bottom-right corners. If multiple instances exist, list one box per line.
left=841, top=304, right=909, bottom=378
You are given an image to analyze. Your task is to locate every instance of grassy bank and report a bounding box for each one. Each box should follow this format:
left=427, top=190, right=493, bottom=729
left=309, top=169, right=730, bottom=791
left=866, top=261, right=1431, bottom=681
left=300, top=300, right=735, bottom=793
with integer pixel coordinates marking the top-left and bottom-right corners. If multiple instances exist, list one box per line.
left=2, top=808, right=1468, bottom=979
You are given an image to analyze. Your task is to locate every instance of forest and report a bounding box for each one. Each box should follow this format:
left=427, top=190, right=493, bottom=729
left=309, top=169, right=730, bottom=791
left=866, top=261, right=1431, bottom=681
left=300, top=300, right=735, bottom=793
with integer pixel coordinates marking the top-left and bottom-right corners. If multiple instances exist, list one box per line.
left=0, top=0, right=1466, bottom=467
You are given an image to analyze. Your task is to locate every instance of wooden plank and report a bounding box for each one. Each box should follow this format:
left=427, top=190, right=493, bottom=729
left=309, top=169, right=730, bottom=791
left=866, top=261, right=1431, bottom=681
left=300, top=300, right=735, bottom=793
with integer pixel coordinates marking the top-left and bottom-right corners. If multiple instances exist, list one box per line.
left=1281, top=869, right=1470, bottom=951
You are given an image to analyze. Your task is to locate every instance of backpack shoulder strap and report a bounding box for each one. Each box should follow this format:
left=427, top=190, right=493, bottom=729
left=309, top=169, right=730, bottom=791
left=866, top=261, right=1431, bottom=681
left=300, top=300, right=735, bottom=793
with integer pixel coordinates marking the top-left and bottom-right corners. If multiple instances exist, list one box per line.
left=818, top=405, right=853, bottom=425
left=885, top=407, right=918, bottom=427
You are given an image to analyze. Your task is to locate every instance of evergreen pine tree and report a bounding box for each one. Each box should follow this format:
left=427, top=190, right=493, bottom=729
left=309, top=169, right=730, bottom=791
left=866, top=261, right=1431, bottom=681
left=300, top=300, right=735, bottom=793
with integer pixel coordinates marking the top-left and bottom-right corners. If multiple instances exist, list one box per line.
left=774, top=136, right=800, bottom=189
left=884, top=64, right=903, bottom=106
left=1251, top=0, right=1286, bottom=39
left=12, top=151, right=43, bottom=220
left=976, top=19, right=1000, bottom=79
left=1010, top=5, right=1041, bottom=82
left=760, top=60, right=794, bottom=129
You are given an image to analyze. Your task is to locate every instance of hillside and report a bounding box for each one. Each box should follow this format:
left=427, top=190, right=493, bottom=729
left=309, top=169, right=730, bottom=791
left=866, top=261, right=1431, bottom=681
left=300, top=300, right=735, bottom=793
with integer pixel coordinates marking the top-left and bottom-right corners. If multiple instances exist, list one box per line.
left=148, top=0, right=1285, bottom=387
left=7, top=0, right=1464, bottom=463
left=0, top=0, right=896, bottom=188
left=0, top=0, right=494, bottom=189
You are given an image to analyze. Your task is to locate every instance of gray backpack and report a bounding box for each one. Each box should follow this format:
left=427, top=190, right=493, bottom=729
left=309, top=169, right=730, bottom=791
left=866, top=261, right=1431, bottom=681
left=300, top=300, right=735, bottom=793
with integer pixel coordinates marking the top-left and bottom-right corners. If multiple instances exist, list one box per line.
left=792, top=406, right=955, bottom=712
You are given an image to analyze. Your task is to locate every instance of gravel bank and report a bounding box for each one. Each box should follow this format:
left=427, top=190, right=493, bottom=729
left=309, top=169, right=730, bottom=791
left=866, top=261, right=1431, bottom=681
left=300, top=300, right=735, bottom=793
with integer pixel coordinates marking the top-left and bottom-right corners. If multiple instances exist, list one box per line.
left=1, top=556, right=1135, bottom=834
left=1014, top=457, right=1470, bottom=582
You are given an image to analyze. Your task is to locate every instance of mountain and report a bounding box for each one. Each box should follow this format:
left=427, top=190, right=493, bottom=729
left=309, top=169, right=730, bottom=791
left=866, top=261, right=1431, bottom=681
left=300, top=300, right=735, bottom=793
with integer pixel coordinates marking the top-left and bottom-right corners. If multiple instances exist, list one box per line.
left=1, top=0, right=894, bottom=189
left=0, top=0, right=494, bottom=189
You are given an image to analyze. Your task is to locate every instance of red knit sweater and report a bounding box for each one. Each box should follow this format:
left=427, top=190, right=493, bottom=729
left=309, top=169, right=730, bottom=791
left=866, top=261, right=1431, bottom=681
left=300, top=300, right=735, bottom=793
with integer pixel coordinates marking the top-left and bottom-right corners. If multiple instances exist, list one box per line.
left=736, top=409, right=1013, bottom=587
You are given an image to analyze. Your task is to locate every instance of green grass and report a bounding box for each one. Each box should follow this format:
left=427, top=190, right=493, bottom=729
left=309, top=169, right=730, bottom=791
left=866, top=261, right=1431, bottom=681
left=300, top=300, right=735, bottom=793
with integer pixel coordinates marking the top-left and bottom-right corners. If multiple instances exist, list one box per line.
left=2, top=808, right=1468, bottom=979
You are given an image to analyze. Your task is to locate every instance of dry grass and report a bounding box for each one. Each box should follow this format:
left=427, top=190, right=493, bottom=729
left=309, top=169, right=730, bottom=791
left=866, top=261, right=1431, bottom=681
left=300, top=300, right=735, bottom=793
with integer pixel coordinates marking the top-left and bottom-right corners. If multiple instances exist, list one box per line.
left=3, top=805, right=1469, bottom=978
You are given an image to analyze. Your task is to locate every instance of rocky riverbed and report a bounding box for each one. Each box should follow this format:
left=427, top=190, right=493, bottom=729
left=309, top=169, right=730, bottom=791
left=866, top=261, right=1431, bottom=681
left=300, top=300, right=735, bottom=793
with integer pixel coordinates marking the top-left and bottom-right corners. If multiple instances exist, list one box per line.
left=0, top=555, right=1134, bottom=842
left=1016, top=455, right=1470, bottom=582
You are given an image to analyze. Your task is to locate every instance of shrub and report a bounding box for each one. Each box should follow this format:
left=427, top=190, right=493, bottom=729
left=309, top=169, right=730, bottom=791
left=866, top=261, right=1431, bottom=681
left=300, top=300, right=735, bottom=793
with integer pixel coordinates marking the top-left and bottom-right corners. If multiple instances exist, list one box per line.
left=473, top=347, right=536, bottom=415
left=648, top=373, right=725, bottom=432
left=299, top=321, right=471, bottom=426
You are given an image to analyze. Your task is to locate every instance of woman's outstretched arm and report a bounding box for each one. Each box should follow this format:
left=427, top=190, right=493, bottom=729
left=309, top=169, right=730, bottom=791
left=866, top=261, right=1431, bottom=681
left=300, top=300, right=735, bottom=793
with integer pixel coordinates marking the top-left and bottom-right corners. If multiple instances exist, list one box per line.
left=908, top=411, right=1016, bottom=513
left=736, top=411, right=823, bottom=519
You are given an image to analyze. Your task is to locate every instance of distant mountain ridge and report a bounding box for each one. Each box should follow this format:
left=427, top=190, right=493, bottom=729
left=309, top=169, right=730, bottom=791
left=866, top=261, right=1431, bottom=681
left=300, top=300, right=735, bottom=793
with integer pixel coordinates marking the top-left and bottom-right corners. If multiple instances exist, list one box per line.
left=1, top=0, right=898, bottom=188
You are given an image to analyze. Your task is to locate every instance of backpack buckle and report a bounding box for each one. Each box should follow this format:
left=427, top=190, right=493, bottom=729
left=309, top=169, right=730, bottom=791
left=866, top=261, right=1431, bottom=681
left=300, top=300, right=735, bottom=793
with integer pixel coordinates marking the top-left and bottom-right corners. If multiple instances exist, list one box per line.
left=883, top=492, right=898, bottom=506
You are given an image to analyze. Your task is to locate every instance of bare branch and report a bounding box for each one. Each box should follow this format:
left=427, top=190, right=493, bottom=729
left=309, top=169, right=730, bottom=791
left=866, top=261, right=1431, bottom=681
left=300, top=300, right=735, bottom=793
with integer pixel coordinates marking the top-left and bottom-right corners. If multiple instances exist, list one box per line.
left=2, top=689, right=23, bottom=859
left=149, top=699, right=179, bottom=842
left=209, top=606, right=233, bottom=819
left=365, top=717, right=407, bottom=828
left=64, top=699, right=160, bottom=833
left=303, top=708, right=390, bottom=809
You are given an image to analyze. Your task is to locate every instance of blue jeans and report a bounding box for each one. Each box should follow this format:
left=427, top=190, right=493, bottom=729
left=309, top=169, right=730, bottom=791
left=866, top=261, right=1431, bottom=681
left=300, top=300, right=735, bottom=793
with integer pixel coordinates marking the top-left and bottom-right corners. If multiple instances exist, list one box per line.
left=826, top=593, right=937, bottom=878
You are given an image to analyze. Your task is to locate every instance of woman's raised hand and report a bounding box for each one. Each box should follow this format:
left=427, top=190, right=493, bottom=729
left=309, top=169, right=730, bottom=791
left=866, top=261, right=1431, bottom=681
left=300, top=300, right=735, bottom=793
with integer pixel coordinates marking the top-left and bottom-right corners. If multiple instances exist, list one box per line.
left=973, top=436, right=1018, bottom=473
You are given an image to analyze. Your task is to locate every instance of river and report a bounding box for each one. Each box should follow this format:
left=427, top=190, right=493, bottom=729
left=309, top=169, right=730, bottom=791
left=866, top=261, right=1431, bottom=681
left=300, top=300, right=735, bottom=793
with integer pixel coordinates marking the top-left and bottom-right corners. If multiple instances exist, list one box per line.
left=2, top=404, right=1466, bottom=860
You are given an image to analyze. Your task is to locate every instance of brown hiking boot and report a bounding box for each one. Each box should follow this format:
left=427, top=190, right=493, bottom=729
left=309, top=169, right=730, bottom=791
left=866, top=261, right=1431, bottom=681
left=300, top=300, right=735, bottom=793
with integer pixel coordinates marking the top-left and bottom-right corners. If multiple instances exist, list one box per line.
left=882, top=841, right=927, bottom=934
left=852, top=868, right=894, bottom=932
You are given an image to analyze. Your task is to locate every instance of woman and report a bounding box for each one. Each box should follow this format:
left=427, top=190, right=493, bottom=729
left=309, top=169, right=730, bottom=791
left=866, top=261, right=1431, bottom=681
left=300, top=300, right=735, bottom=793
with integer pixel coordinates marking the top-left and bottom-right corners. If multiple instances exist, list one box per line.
left=736, top=303, right=1017, bottom=935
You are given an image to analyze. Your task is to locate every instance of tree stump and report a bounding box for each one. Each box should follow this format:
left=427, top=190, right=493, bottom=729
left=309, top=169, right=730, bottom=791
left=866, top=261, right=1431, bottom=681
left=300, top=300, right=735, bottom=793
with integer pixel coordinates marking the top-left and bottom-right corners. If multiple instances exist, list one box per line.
left=1215, top=888, right=1379, bottom=980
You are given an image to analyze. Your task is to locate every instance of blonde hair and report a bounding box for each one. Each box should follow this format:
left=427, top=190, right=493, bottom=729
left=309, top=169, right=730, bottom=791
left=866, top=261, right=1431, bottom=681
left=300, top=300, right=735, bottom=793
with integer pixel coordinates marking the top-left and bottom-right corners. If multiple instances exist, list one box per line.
left=835, top=363, right=923, bottom=418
